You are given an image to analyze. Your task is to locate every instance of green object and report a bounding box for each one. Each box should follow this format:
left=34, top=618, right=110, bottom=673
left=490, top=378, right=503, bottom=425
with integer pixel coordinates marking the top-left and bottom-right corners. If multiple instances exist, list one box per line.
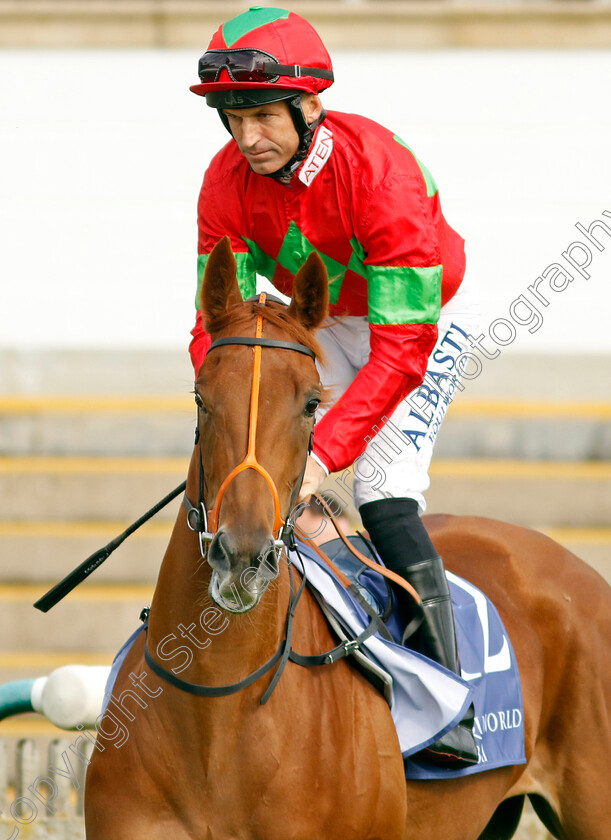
left=223, top=7, right=290, bottom=47
left=367, top=264, right=442, bottom=325
left=243, top=223, right=357, bottom=306
left=393, top=135, right=438, bottom=198
left=276, top=222, right=346, bottom=303
left=0, top=679, right=36, bottom=721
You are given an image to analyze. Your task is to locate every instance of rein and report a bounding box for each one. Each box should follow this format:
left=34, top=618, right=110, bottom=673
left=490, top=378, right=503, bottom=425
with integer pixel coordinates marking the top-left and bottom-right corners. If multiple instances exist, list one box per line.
left=315, top=494, right=422, bottom=609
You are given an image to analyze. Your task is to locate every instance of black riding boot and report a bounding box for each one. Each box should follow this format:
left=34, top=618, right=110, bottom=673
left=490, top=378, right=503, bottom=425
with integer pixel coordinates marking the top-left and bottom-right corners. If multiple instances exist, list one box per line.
left=360, top=498, right=478, bottom=768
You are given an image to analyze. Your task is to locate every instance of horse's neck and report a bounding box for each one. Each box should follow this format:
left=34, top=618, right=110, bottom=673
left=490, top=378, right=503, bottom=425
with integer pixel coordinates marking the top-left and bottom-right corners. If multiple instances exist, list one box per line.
left=148, top=514, right=291, bottom=687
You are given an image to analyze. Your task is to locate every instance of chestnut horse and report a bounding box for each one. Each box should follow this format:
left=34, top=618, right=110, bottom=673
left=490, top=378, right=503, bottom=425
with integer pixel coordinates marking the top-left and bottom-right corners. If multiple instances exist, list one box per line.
left=85, top=237, right=611, bottom=839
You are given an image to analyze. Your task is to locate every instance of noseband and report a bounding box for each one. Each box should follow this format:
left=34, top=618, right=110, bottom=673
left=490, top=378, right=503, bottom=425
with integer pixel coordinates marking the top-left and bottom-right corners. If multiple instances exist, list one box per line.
left=183, top=293, right=316, bottom=557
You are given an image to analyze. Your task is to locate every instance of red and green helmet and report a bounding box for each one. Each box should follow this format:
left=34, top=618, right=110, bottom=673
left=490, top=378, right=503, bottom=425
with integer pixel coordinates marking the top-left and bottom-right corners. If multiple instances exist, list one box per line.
left=189, top=6, right=334, bottom=109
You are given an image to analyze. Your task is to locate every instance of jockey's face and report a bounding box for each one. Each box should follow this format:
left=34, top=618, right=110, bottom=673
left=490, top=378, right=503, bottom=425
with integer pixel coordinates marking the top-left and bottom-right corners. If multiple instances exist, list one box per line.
left=223, top=96, right=321, bottom=176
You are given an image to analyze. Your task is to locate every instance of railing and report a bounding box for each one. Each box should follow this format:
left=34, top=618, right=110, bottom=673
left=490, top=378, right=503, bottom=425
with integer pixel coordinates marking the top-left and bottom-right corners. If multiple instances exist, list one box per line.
left=0, top=737, right=91, bottom=839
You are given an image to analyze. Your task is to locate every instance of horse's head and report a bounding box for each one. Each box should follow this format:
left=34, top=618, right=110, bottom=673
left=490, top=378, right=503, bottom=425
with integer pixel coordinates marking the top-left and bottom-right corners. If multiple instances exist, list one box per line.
left=194, top=237, right=328, bottom=613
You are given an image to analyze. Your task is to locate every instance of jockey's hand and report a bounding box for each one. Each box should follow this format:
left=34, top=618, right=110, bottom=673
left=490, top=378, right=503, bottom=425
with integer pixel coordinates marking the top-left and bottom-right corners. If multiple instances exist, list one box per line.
left=297, top=456, right=327, bottom=504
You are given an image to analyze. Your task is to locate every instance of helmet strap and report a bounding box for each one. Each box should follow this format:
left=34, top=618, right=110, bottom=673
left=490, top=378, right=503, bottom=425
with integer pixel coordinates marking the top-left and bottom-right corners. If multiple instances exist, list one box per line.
left=265, top=97, right=326, bottom=184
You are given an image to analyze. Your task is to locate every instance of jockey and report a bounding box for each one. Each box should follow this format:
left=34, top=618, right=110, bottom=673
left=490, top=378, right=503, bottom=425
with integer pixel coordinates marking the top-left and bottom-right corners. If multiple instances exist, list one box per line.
left=189, top=6, right=480, bottom=767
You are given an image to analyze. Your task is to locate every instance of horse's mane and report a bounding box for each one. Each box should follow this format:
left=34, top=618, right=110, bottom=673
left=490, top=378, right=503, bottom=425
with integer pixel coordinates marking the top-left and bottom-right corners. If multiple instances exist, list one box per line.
left=205, top=300, right=326, bottom=365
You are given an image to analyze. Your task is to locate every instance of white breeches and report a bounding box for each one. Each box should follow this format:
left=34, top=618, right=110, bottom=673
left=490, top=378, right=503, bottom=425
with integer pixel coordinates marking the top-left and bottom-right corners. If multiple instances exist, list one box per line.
left=315, top=275, right=481, bottom=512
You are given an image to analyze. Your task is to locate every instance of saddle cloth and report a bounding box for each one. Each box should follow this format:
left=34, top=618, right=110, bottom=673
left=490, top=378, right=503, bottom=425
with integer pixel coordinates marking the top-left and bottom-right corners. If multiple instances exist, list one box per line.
left=292, top=537, right=526, bottom=779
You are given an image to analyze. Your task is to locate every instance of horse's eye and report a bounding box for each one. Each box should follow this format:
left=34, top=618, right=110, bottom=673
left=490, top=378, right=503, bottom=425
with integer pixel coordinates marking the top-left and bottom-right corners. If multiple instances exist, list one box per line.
left=304, top=398, right=320, bottom=417
left=194, top=393, right=207, bottom=413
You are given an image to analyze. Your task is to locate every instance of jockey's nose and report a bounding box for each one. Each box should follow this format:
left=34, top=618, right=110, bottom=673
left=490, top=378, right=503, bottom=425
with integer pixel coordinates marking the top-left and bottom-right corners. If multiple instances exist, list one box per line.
left=240, top=117, right=263, bottom=149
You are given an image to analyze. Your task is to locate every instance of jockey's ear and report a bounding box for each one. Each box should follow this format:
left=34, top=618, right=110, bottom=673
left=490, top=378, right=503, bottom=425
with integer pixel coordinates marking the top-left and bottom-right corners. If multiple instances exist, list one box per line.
left=199, top=236, right=243, bottom=320
left=288, top=251, right=329, bottom=330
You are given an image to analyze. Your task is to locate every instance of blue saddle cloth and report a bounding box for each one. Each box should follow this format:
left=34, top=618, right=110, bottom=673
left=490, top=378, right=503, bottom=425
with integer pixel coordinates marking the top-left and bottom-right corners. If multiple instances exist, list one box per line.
left=293, top=537, right=526, bottom=780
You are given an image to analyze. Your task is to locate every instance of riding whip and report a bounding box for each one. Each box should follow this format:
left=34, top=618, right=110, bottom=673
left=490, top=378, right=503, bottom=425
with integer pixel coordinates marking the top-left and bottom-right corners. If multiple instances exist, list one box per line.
left=33, top=481, right=186, bottom=613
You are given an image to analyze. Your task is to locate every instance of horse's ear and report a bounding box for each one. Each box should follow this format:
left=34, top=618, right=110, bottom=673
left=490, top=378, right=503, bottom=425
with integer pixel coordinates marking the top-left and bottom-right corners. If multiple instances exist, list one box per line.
left=199, top=236, right=243, bottom=321
left=287, top=251, right=329, bottom=330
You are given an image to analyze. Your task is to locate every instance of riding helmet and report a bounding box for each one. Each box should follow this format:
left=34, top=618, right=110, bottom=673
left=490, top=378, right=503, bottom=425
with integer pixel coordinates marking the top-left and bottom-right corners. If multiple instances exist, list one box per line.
left=190, top=6, right=334, bottom=175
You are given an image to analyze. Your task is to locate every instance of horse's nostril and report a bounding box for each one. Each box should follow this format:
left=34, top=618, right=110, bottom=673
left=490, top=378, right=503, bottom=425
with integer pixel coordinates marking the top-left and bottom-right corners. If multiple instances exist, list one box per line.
left=208, top=531, right=231, bottom=571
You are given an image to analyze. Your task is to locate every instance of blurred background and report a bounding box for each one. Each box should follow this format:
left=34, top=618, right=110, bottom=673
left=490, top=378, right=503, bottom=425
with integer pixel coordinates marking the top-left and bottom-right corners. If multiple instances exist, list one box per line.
left=1, top=2, right=610, bottom=835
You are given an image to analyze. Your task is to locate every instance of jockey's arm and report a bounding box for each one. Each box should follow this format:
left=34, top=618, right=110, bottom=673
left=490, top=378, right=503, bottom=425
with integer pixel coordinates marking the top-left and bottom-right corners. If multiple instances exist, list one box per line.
left=310, top=166, right=449, bottom=475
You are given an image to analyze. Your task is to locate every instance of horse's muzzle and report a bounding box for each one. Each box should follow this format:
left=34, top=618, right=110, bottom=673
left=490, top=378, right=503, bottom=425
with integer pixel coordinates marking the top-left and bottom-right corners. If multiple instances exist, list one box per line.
left=207, top=530, right=279, bottom=613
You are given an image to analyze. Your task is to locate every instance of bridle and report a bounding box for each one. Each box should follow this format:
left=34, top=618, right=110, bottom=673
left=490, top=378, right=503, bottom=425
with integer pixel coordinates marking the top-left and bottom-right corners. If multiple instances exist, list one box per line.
left=182, top=293, right=317, bottom=558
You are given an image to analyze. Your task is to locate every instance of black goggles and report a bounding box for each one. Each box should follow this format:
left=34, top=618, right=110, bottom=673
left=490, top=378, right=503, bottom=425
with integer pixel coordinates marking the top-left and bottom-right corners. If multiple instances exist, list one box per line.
left=198, top=48, right=334, bottom=85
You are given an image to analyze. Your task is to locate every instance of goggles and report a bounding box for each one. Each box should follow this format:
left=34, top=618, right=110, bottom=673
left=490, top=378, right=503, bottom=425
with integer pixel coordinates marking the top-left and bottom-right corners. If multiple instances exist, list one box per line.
left=198, top=48, right=334, bottom=85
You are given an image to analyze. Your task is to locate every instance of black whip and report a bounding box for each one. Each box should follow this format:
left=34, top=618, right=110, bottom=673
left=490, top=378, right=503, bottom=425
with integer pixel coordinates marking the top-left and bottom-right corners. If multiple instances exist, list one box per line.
left=33, top=481, right=186, bottom=613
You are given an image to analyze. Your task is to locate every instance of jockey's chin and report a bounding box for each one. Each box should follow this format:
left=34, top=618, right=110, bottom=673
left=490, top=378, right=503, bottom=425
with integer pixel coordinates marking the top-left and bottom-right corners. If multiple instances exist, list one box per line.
left=242, top=149, right=284, bottom=175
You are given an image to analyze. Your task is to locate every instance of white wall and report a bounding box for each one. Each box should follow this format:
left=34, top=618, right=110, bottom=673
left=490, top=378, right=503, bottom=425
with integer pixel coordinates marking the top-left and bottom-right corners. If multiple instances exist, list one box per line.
left=1, top=48, right=610, bottom=352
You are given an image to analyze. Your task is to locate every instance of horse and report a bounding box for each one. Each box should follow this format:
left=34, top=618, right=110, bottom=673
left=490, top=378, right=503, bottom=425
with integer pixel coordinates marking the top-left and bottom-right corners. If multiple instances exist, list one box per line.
left=85, top=236, right=611, bottom=839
